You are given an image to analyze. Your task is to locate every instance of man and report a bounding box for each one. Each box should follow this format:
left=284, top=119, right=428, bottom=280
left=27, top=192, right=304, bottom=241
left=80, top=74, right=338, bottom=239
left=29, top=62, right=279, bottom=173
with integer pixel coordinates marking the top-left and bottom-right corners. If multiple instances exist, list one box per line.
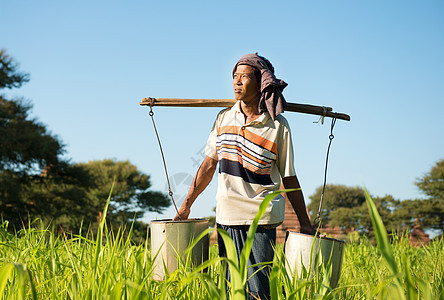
left=173, top=53, right=314, bottom=299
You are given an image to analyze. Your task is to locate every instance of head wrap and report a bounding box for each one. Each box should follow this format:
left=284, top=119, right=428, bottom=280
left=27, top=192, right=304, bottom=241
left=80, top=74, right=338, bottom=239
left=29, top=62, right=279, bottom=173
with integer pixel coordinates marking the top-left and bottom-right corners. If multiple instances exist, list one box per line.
left=232, top=53, right=287, bottom=120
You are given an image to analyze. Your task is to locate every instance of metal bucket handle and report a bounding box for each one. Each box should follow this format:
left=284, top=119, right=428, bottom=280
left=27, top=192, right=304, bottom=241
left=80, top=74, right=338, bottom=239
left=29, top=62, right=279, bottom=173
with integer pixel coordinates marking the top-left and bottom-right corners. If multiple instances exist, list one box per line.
left=314, top=117, right=337, bottom=228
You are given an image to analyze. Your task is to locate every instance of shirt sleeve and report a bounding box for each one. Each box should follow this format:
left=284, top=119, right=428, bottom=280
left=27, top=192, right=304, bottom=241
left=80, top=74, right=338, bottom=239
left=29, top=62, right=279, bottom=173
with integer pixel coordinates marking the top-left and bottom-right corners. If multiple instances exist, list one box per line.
left=204, top=115, right=219, bottom=160
left=276, top=117, right=296, bottom=178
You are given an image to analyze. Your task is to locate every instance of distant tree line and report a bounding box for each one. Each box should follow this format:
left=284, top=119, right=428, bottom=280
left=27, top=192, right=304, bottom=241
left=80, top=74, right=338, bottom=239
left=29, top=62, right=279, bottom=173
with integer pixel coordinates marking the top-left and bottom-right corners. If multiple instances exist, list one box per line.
left=307, top=160, right=444, bottom=238
left=0, top=49, right=170, bottom=241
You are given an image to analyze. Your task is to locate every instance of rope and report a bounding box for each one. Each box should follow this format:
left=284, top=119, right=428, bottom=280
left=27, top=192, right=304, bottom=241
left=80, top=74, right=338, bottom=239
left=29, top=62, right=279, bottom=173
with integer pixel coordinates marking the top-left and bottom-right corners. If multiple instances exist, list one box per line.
left=314, top=117, right=337, bottom=228
left=148, top=100, right=181, bottom=220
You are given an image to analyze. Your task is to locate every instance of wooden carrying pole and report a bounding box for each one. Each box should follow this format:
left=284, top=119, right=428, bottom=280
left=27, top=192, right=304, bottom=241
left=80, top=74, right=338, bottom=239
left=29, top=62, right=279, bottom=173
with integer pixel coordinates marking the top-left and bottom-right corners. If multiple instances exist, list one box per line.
left=140, top=97, right=351, bottom=121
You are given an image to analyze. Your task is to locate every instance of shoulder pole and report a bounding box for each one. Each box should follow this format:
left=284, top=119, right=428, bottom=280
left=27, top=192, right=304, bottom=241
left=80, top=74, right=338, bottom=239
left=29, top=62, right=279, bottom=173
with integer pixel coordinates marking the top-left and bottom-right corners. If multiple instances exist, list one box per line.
left=139, top=97, right=351, bottom=122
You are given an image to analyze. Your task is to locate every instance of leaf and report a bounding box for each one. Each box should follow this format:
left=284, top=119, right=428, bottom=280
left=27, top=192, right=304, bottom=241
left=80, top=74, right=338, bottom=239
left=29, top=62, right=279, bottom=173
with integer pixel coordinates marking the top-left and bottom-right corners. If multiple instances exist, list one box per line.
left=365, top=189, right=405, bottom=298
left=239, top=189, right=295, bottom=284
left=0, top=263, right=15, bottom=299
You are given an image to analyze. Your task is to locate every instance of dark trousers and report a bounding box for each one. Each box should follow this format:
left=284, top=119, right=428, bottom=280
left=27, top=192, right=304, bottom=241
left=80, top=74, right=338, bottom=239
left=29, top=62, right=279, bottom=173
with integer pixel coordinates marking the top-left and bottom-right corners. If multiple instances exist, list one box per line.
left=217, top=223, right=276, bottom=300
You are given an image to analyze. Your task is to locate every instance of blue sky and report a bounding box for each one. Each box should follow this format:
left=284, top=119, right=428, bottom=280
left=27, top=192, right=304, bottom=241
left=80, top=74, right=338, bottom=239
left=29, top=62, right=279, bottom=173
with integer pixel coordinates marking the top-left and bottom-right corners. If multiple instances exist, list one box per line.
left=2, top=1, right=443, bottom=223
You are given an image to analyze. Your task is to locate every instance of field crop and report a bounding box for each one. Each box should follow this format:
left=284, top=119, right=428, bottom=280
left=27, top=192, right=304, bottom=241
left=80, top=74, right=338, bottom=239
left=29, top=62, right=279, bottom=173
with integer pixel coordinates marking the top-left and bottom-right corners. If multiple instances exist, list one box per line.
left=1, top=191, right=443, bottom=299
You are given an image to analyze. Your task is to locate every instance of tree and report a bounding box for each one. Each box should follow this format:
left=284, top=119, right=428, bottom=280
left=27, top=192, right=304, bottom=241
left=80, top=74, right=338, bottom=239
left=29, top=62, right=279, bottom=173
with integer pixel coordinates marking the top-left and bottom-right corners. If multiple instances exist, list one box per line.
left=0, top=98, right=64, bottom=172
left=0, top=49, right=67, bottom=229
left=358, top=195, right=402, bottom=234
left=416, top=159, right=444, bottom=200
left=0, top=50, right=170, bottom=235
left=0, top=49, right=62, bottom=173
left=76, top=159, right=170, bottom=226
left=15, top=159, right=170, bottom=235
left=308, top=184, right=366, bottom=225
left=0, top=49, right=29, bottom=89
left=308, top=185, right=403, bottom=235
left=16, top=162, right=95, bottom=231
left=414, top=159, right=444, bottom=233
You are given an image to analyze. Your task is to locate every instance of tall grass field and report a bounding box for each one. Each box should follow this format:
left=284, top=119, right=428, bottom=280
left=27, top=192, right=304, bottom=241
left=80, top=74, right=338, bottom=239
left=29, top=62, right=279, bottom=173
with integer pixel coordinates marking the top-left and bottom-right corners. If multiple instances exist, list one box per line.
left=1, top=191, right=443, bottom=299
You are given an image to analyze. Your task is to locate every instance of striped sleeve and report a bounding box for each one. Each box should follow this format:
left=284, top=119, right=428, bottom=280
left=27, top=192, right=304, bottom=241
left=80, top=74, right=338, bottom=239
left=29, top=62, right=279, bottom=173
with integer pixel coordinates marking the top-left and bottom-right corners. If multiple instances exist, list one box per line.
left=204, top=109, right=228, bottom=160
left=204, top=120, right=218, bottom=160
left=276, top=117, right=296, bottom=178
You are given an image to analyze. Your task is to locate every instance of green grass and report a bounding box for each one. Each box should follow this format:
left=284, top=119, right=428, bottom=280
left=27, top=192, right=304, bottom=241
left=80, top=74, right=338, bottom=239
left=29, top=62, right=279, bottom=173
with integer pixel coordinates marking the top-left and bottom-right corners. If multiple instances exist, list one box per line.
left=0, top=191, right=443, bottom=299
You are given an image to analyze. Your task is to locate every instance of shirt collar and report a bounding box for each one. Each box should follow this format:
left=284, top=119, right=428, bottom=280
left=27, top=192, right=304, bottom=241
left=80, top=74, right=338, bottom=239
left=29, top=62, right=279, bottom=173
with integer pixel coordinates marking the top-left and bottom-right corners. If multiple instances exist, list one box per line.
left=231, top=101, right=271, bottom=125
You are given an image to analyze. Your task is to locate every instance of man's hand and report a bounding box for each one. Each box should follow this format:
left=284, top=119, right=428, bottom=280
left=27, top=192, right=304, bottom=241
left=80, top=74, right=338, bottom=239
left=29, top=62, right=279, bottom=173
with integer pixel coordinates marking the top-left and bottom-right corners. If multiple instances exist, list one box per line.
left=300, top=222, right=326, bottom=237
left=173, top=206, right=190, bottom=221
left=299, top=223, right=315, bottom=235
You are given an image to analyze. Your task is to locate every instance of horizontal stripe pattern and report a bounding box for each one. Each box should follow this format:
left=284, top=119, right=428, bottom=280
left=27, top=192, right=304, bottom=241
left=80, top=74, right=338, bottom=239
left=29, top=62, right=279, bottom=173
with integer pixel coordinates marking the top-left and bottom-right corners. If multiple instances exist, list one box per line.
left=219, top=159, right=274, bottom=185
left=216, top=126, right=277, bottom=185
left=218, top=126, right=278, bottom=154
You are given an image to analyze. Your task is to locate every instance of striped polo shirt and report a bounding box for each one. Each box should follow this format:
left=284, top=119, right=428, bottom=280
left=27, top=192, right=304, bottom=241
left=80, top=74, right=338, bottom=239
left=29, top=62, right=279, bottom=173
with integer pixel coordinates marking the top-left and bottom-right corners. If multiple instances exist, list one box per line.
left=204, top=101, right=296, bottom=226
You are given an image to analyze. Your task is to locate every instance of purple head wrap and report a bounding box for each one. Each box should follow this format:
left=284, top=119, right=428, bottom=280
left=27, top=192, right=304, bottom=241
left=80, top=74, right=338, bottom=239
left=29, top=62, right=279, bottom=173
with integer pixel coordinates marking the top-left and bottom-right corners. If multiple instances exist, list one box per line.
left=232, top=53, right=287, bottom=120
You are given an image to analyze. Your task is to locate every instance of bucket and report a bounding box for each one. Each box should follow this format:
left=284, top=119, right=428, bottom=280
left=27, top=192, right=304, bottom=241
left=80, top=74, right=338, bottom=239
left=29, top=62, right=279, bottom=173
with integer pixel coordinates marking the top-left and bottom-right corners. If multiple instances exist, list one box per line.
left=284, top=231, right=345, bottom=288
left=150, top=218, right=209, bottom=281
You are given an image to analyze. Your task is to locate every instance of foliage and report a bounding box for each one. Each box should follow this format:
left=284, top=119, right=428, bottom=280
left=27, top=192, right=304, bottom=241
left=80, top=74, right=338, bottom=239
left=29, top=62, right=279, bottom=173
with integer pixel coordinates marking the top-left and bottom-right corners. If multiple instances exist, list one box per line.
left=339, top=235, right=443, bottom=299
left=414, top=158, right=444, bottom=232
left=416, top=159, right=444, bottom=200
left=217, top=189, right=292, bottom=299
left=2, top=159, right=168, bottom=236
left=0, top=98, right=64, bottom=173
left=0, top=50, right=170, bottom=235
left=308, top=184, right=366, bottom=225
left=308, top=183, right=444, bottom=237
left=0, top=49, right=29, bottom=89
left=358, top=190, right=440, bottom=299
left=0, top=192, right=443, bottom=299
left=0, top=48, right=67, bottom=230
left=4, top=162, right=94, bottom=231
left=75, top=159, right=170, bottom=230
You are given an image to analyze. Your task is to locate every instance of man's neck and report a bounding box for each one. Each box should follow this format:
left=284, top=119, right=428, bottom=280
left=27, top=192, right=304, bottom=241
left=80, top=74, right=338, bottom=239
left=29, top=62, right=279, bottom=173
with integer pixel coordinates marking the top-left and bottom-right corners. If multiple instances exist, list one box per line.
left=240, top=98, right=261, bottom=123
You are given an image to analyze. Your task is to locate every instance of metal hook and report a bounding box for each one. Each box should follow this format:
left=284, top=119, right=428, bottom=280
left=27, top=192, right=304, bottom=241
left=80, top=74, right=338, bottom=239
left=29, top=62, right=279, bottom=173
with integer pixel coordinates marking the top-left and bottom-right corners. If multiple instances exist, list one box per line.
left=148, top=98, right=156, bottom=116
left=313, top=106, right=328, bottom=124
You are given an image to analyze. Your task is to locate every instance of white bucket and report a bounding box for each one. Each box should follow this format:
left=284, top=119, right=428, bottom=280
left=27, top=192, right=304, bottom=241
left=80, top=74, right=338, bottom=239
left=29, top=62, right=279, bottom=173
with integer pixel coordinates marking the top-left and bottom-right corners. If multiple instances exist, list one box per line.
left=150, top=218, right=209, bottom=281
left=284, top=231, right=345, bottom=289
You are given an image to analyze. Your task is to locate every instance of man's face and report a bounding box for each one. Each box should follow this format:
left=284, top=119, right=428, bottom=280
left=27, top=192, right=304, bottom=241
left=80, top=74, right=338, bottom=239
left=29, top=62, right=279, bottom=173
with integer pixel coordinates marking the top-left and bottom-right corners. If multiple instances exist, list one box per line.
left=233, top=64, right=260, bottom=104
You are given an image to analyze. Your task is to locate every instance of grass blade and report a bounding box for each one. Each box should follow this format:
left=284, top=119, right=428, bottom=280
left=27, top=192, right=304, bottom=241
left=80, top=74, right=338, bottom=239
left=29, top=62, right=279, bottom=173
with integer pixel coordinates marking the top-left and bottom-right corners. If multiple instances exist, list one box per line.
left=239, top=189, right=297, bottom=285
left=217, top=228, right=244, bottom=300
left=0, top=263, right=15, bottom=299
left=365, top=189, right=405, bottom=298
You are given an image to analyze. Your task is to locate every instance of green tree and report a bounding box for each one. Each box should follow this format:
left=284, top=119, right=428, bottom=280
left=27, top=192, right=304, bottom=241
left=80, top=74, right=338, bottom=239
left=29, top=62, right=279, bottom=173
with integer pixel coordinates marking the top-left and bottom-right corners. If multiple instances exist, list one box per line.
left=414, top=159, right=444, bottom=233
left=17, top=162, right=95, bottom=231
left=415, top=159, right=444, bottom=200
left=308, top=184, right=366, bottom=225
left=9, top=159, right=170, bottom=235
left=308, top=185, right=403, bottom=235
left=76, top=159, right=170, bottom=226
left=358, top=195, right=402, bottom=234
left=0, top=50, right=170, bottom=235
left=0, top=98, right=63, bottom=172
left=0, top=49, right=67, bottom=229
left=0, top=49, right=29, bottom=89
left=0, top=49, right=62, bottom=173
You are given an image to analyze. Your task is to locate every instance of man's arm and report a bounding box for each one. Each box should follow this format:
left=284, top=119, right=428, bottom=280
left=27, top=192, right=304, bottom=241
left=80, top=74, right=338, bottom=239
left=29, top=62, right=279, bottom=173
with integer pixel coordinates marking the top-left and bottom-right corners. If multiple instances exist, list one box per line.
left=173, top=155, right=218, bottom=221
left=282, top=175, right=314, bottom=234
